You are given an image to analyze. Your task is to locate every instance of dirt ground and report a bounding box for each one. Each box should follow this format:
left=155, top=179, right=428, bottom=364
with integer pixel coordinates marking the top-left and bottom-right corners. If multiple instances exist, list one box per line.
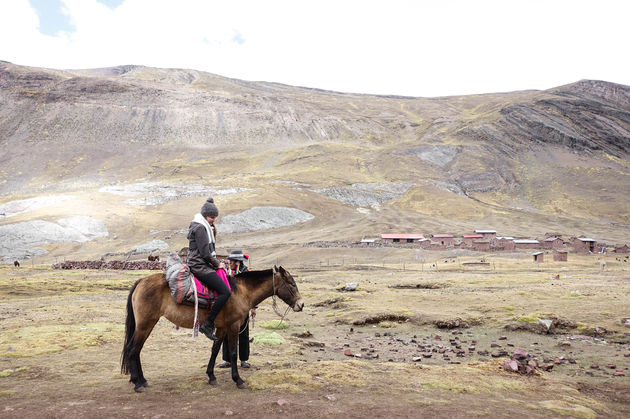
left=1, top=253, right=629, bottom=418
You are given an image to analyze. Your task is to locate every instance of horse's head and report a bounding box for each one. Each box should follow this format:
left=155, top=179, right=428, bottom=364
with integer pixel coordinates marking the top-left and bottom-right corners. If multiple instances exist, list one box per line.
left=273, top=265, right=304, bottom=312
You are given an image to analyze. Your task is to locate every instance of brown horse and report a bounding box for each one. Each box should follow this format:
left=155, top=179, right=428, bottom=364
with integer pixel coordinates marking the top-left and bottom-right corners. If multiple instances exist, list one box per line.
left=121, top=266, right=304, bottom=392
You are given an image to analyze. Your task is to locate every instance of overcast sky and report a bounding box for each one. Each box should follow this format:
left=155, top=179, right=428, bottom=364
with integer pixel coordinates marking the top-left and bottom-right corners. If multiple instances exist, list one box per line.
left=1, top=0, right=629, bottom=97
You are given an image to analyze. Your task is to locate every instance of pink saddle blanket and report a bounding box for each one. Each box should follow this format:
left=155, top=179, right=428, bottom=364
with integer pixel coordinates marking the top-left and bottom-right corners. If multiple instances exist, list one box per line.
left=192, top=268, right=230, bottom=299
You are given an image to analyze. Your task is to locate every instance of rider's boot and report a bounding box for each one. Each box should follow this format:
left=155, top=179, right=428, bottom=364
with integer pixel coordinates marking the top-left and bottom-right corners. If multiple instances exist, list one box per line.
left=200, top=316, right=218, bottom=341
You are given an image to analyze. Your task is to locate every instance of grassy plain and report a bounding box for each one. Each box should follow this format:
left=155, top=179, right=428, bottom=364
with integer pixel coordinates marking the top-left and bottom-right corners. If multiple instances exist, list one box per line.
left=0, top=252, right=629, bottom=418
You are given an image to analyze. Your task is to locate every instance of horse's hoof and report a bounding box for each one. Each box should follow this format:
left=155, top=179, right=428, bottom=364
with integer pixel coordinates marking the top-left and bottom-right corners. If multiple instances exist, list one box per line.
left=134, top=385, right=146, bottom=393
left=141, top=381, right=149, bottom=388
left=208, top=379, right=218, bottom=386
left=237, top=382, right=248, bottom=390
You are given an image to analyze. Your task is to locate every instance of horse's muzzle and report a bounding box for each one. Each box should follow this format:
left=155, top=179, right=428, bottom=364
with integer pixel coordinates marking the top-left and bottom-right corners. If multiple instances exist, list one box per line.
left=293, top=299, right=304, bottom=312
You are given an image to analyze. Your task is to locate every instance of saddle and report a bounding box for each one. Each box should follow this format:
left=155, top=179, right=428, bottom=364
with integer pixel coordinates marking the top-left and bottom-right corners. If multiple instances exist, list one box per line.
left=164, top=252, right=230, bottom=310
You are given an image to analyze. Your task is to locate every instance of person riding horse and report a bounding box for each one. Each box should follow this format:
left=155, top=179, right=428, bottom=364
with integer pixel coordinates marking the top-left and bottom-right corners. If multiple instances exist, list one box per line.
left=186, top=197, right=230, bottom=341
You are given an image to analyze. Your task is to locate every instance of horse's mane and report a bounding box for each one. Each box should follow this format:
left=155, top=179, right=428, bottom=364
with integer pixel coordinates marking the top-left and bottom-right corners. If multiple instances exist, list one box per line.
left=234, top=269, right=273, bottom=287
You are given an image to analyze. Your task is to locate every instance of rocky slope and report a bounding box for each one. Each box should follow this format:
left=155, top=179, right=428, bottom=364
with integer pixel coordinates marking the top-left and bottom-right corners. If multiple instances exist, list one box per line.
left=0, top=61, right=629, bottom=261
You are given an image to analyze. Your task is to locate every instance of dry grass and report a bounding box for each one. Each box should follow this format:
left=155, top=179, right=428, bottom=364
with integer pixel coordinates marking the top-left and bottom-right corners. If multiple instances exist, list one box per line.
left=0, top=254, right=628, bottom=417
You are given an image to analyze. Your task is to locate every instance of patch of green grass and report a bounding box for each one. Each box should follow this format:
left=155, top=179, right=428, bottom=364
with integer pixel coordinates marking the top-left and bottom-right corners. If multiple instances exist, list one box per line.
left=252, top=331, right=285, bottom=345
left=260, top=320, right=290, bottom=330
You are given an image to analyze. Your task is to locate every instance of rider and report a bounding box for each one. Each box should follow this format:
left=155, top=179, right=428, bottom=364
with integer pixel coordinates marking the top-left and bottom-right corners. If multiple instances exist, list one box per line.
left=187, top=197, right=231, bottom=341
left=218, top=250, right=256, bottom=368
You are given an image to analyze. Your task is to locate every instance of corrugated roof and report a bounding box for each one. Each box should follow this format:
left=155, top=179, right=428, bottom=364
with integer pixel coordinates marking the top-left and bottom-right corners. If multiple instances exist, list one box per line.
left=381, top=234, right=425, bottom=239
left=514, top=239, right=540, bottom=244
left=432, top=234, right=454, bottom=238
left=496, top=236, right=515, bottom=240
left=475, top=229, right=497, bottom=234
left=463, top=234, right=484, bottom=238
left=532, top=251, right=544, bottom=255
left=578, top=238, right=596, bottom=242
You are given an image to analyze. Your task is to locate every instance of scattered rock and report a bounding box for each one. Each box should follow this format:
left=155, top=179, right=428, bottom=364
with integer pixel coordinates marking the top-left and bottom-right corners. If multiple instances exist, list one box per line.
left=512, top=349, right=529, bottom=360
left=412, top=357, right=422, bottom=362
left=590, top=364, right=599, bottom=369
left=277, top=399, right=288, bottom=406
left=614, top=371, right=625, bottom=377
left=325, top=395, right=337, bottom=401
left=540, top=363, right=554, bottom=372
left=499, top=336, right=507, bottom=340
left=606, top=364, right=616, bottom=369
left=225, top=411, right=234, bottom=416
left=343, top=349, right=354, bottom=357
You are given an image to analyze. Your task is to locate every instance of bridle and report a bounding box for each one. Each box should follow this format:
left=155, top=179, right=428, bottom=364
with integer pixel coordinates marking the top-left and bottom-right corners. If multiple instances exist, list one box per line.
left=271, top=270, right=298, bottom=324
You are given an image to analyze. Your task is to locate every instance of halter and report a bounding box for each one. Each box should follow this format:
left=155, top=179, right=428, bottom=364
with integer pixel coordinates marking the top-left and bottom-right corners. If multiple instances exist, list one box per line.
left=271, top=270, right=295, bottom=327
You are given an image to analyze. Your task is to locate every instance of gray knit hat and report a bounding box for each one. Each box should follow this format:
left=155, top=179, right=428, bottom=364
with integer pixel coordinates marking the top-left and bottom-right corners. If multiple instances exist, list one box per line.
left=200, top=197, right=219, bottom=217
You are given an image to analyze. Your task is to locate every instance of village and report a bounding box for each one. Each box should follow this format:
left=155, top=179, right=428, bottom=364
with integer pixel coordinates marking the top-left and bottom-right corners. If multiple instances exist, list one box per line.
left=366, top=230, right=630, bottom=261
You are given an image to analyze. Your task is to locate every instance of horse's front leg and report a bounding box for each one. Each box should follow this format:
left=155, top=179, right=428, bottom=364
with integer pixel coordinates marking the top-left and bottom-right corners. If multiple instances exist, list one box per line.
left=206, top=329, right=225, bottom=385
left=228, top=329, right=246, bottom=389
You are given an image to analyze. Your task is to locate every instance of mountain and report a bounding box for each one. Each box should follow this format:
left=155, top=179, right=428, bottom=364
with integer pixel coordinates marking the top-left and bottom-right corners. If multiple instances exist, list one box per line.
left=1, top=61, right=629, bottom=262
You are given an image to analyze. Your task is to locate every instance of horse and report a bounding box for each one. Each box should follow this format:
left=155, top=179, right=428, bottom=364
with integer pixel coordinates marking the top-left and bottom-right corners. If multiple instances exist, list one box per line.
left=13, top=260, right=20, bottom=267
left=147, top=255, right=160, bottom=262
left=120, top=266, right=304, bottom=392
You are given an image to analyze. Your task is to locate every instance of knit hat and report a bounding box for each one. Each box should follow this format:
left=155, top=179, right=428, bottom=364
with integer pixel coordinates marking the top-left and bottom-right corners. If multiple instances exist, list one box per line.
left=227, top=249, right=247, bottom=261
left=200, top=197, right=219, bottom=217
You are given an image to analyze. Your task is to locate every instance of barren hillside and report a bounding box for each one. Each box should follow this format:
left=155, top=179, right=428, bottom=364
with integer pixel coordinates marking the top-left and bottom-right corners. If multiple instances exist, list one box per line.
left=1, top=61, right=629, bottom=262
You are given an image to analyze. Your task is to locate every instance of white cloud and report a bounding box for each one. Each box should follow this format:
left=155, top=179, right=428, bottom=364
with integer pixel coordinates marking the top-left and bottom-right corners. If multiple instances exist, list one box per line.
left=0, top=0, right=629, bottom=96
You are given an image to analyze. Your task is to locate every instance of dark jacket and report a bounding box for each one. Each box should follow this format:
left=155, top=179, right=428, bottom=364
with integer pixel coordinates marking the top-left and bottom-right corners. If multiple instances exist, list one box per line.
left=187, top=222, right=220, bottom=276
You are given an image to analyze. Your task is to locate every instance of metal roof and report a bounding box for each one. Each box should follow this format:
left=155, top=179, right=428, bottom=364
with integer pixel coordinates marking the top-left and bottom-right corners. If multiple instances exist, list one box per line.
left=544, top=237, right=561, bottom=242
left=532, top=251, right=544, bottom=255
left=432, top=234, right=454, bottom=238
left=475, top=229, right=497, bottom=234
left=578, top=238, right=596, bottom=242
left=496, top=236, right=515, bottom=240
left=514, top=239, right=540, bottom=244
left=463, top=234, right=483, bottom=238
left=381, top=234, right=425, bottom=239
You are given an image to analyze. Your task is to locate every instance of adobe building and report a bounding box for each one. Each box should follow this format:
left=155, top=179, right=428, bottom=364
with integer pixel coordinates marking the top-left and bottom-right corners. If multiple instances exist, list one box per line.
left=532, top=251, right=544, bottom=262
left=492, top=237, right=515, bottom=251
left=418, top=239, right=432, bottom=248
left=432, top=234, right=454, bottom=246
left=381, top=234, right=425, bottom=244
left=514, top=239, right=540, bottom=249
left=572, top=237, right=597, bottom=253
left=462, top=234, right=483, bottom=246
left=472, top=240, right=491, bottom=251
left=553, top=251, right=568, bottom=262
left=475, top=229, right=497, bottom=240
left=543, top=237, right=564, bottom=250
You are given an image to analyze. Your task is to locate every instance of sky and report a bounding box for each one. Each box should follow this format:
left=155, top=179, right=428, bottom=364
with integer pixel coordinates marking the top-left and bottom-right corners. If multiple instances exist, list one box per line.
left=0, top=0, right=629, bottom=97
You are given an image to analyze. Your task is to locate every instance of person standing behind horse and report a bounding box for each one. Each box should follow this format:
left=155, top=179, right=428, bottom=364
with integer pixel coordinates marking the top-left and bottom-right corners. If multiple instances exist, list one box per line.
left=218, top=249, right=256, bottom=369
left=187, top=197, right=231, bottom=341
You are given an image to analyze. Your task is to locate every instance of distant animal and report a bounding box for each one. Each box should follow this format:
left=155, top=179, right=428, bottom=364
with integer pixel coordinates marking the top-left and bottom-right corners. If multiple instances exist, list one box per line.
left=147, top=255, right=160, bottom=262
left=13, top=260, right=20, bottom=268
left=121, top=266, right=304, bottom=392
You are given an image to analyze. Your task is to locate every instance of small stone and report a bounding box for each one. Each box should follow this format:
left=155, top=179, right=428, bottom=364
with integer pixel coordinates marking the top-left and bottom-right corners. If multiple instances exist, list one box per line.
left=512, top=349, right=529, bottom=360
left=374, top=333, right=381, bottom=337
left=277, top=399, right=288, bottom=406
left=507, top=343, right=514, bottom=347
left=434, top=335, right=441, bottom=340
left=412, top=356, right=422, bottom=362
left=468, top=346, right=476, bottom=351
left=325, top=395, right=337, bottom=401
left=422, top=353, right=432, bottom=358
left=624, top=353, right=630, bottom=358
left=344, top=349, right=354, bottom=357
left=590, top=364, right=599, bottom=369
left=606, top=364, right=616, bottom=369
left=499, top=336, right=507, bottom=340
left=614, top=371, right=625, bottom=377
left=540, top=363, right=554, bottom=372
left=225, top=411, right=234, bottom=416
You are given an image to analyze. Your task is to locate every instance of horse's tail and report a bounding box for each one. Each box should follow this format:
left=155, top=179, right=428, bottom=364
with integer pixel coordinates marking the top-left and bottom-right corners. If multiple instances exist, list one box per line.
left=121, top=279, right=140, bottom=375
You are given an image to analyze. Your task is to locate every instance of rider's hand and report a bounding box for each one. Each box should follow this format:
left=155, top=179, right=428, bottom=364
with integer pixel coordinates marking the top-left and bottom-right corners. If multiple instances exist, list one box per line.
left=251, top=309, right=256, bottom=319
left=218, top=262, right=226, bottom=269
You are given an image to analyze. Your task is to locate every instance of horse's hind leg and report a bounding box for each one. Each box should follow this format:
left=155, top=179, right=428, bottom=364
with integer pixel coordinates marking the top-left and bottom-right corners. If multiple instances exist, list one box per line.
left=128, top=318, right=159, bottom=392
left=206, top=330, right=225, bottom=385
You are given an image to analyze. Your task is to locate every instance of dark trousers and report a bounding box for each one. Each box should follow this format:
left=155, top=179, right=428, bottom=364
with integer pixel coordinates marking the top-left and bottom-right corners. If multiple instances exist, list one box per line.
left=195, top=270, right=231, bottom=320
left=221, top=319, right=250, bottom=362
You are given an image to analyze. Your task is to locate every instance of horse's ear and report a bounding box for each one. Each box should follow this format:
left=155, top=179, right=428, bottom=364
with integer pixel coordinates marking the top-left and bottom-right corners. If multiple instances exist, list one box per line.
left=273, top=265, right=278, bottom=272
left=279, top=266, right=286, bottom=274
